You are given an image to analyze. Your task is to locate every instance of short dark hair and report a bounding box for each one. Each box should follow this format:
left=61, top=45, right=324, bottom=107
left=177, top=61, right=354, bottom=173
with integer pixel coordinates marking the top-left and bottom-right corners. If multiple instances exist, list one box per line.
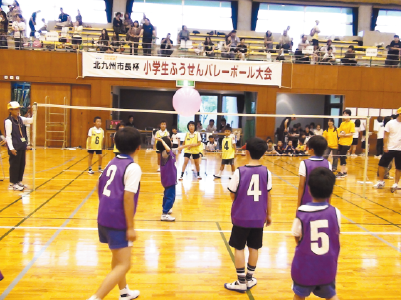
left=246, top=137, right=268, bottom=160
left=308, top=167, right=336, bottom=200
left=116, top=12, right=121, bottom=16
left=377, top=116, right=383, bottom=122
left=395, top=35, right=399, bottom=38
left=391, top=114, right=398, bottom=119
left=384, top=116, right=392, bottom=125
left=349, top=45, right=354, bottom=49
left=268, top=140, right=273, bottom=144
left=182, top=25, right=186, bottom=29
left=298, top=137, right=305, bottom=144
left=354, top=119, right=361, bottom=127
left=209, top=119, right=215, bottom=123
left=209, top=135, right=214, bottom=139
left=307, top=135, right=327, bottom=156
left=327, top=46, right=332, bottom=51
left=343, top=109, right=352, bottom=116
left=221, top=118, right=226, bottom=123
left=94, top=116, right=101, bottom=122
left=160, top=120, right=167, bottom=125
left=116, top=122, right=124, bottom=131
left=240, top=38, right=245, bottom=41
left=187, top=121, right=195, bottom=130
left=115, top=127, right=141, bottom=154
left=128, top=115, right=134, bottom=119
left=224, top=125, right=232, bottom=132
left=171, top=127, right=177, bottom=131
left=156, top=136, right=172, bottom=152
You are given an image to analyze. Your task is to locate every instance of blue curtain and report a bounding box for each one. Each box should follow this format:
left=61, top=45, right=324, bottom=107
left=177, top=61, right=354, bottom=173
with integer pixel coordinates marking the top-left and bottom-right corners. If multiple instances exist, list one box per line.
left=352, top=7, right=358, bottom=36
left=231, top=1, right=238, bottom=30
left=104, top=0, right=113, bottom=23
left=126, top=0, right=135, bottom=14
left=371, top=8, right=380, bottom=31
left=251, top=2, right=260, bottom=31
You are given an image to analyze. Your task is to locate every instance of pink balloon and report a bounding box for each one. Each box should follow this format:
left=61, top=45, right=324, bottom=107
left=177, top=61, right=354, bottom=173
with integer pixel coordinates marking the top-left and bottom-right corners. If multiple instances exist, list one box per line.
left=173, top=88, right=202, bottom=117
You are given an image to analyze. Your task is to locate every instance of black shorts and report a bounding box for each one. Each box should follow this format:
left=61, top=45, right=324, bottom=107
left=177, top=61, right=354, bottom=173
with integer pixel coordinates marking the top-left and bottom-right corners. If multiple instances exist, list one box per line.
left=156, top=150, right=161, bottom=154
left=184, top=153, right=200, bottom=159
left=361, top=141, right=366, bottom=149
left=88, top=150, right=102, bottom=155
left=379, top=150, right=401, bottom=170
left=222, top=158, right=234, bottom=165
left=352, top=138, right=358, bottom=146
left=172, top=144, right=178, bottom=149
left=72, top=36, right=82, bottom=45
left=229, top=225, right=263, bottom=250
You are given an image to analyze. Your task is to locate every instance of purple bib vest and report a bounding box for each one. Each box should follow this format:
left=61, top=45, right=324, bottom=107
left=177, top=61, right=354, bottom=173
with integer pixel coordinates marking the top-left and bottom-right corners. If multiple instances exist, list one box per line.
left=98, top=155, right=140, bottom=230
left=301, top=157, right=330, bottom=206
left=231, top=165, right=268, bottom=228
left=291, top=204, right=340, bottom=286
left=160, top=151, right=177, bottom=188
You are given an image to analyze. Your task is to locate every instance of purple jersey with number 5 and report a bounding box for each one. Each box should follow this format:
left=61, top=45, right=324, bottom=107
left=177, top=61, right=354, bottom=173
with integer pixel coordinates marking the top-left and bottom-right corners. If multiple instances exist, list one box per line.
left=98, top=156, right=140, bottom=230
left=291, top=204, right=340, bottom=286
left=231, top=166, right=268, bottom=228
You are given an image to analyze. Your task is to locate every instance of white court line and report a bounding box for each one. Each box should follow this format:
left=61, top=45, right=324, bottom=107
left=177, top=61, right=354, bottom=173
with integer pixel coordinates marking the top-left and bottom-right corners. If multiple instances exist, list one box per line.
left=0, top=226, right=400, bottom=235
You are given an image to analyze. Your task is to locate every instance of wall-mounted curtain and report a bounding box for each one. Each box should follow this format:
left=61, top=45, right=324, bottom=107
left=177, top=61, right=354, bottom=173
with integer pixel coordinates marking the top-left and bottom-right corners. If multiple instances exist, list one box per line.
left=104, top=0, right=113, bottom=23
left=352, top=7, right=359, bottom=36
left=371, top=8, right=380, bottom=31
left=231, top=1, right=238, bottom=30
left=251, top=2, right=260, bottom=31
left=126, top=0, right=135, bottom=14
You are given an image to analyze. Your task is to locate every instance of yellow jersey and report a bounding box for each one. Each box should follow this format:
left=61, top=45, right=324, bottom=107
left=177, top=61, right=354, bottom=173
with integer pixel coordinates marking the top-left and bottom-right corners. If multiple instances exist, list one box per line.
left=323, top=128, right=338, bottom=149
left=222, top=135, right=235, bottom=159
left=87, top=127, right=104, bottom=150
left=155, top=130, right=169, bottom=149
left=184, top=132, right=201, bottom=154
left=338, top=121, right=355, bottom=146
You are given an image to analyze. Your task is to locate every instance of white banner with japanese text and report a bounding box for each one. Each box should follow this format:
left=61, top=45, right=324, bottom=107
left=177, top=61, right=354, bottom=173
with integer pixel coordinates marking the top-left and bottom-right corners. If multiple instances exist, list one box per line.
left=82, top=53, right=282, bottom=86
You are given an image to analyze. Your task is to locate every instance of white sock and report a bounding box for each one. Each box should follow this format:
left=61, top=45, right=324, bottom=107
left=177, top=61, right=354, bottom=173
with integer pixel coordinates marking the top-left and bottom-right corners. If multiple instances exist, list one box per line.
left=88, top=296, right=102, bottom=300
left=120, top=284, right=129, bottom=294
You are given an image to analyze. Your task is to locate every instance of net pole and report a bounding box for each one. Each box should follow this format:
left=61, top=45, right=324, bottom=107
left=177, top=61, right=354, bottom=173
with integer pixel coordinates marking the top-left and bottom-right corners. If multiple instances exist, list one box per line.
left=363, top=116, right=370, bottom=198
left=32, top=102, right=37, bottom=191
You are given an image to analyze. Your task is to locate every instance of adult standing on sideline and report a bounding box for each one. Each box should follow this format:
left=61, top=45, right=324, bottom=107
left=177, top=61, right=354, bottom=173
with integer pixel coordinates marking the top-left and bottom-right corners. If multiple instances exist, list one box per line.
left=310, top=20, right=320, bottom=46
left=29, top=10, right=40, bottom=37
left=373, top=108, right=401, bottom=191
left=126, top=115, right=135, bottom=128
left=336, top=109, right=355, bottom=178
left=4, top=102, right=34, bottom=191
left=278, top=116, right=296, bottom=142
left=141, top=16, right=155, bottom=56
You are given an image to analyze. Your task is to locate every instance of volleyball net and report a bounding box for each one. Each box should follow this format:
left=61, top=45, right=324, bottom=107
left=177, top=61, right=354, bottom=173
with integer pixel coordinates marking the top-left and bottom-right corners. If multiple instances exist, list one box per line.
left=29, top=102, right=373, bottom=197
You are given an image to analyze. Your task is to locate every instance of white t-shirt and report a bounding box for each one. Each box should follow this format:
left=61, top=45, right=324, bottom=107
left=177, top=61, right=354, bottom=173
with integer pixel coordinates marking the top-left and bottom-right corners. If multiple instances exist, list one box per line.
left=206, top=141, right=218, bottom=151
left=322, top=45, right=336, bottom=54
left=5, top=116, right=34, bottom=150
left=12, top=21, right=26, bottom=38
left=385, top=119, right=401, bottom=151
left=171, top=133, right=180, bottom=145
left=377, top=122, right=385, bottom=139
left=292, top=204, right=341, bottom=238
left=323, top=53, right=335, bottom=60
left=314, top=129, right=323, bottom=136
left=299, top=158, right=332, bottom=177
left=228, top=166, right=272, bottom=192
left=353, top=127, right=361, bottom=139
left=206, top=125, right=217, bottom=133
left=121, top=158, right=142, bottom=193
left=88, top=127, right=104, bottom=137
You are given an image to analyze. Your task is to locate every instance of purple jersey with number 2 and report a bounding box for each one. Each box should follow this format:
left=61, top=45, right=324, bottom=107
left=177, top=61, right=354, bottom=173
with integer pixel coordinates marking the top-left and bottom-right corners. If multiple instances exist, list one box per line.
left=231, top=165, right=268, bottom=228
left=98, top=155, right=140, bottom=230
left=291, top=204, right=340, bottom=286
left=301, top=157, right=330, bottom=206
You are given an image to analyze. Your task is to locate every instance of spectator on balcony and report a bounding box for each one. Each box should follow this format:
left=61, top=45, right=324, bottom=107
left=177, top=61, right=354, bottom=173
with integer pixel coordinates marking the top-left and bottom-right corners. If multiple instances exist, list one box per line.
left=12, top=14, right=25, bottom=50
left=298, top=34, right=310, bottom=50
left=140, top=16, right=155, bottom=56
left=277, top=30, right=291, bottom=50
left=264, top=30, right=274, bottom=51
left=72, top=21, right=83, bottom=50
left=341, top=45, right=357, bottom=66
left=0, top=11, right=8, bottom=49
left=11, top=1, right=21, bottom=21
left=312, top=44, right=323, bottom=63
left=276, top=47, right=285, bottom=61
left=310, top=20, right=320, bottom=46
left=161, top=33, right=174, bottom=57
left=57, top=7, right=70, bottom=26
left=111, top=32, right=124, bottom=53
left=203, top=36, right=215, bottom=57
left=76, top=10, right=82, bottom=26
left=29, top=10, right=40, bottom=37
left=7, top=6, right=14, bottom=22
left=385, top=35, right=401, bottom=66
left=97, top=29, right=110, bottom=52
left=123, top=13, right=133, bottom=39
left=321, top=39, right=336, bottom=54
left=229, top=30, right=240, bottom=52
left=221, top=40, right=234, bottom=59
left=321, top=47, right=336, bottom=64
left=178, top=25, right=190, bottom=43
left=113, top=12, right=123, bottom=41
left=38, top=18, right=47, bottom=34
left=237, top=38, right=247, bottom=60
left=128, top=20, right=141, bottom=55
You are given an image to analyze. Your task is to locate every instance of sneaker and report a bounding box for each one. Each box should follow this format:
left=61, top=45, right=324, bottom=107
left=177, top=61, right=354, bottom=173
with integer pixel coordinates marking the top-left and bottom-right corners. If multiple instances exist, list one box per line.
left=247, top=277, right=257, bottom=290
left=88, top=169, right=94, bottom=174
left=229, top=177, right=232, bottom=180
left=98, top=168, right=103, bottom=173
left=391, top=183, right=399, bottom=193
left=13, top=184, right=24, bottom=191
left=8, top=184, right=13, bottom=190
left=119, top=286, right=140, bottom=300
left=197, top=175, right=202, bottom=180
left=336, top=172, right=344, bottom=178
left=191, top=166, right=195, bottom=171
left=332, top=169, right=337, bottom=173
left=168, top=209, right=173, bottom=214
left=18, top=182, right=28, bottom=188
left=213, top=174, right=221, bottom=178
left=161, top=214, right=175, bottom=222
left=179, top=176, right=183, bottom=181
left=157, top=168, right=160, bottom=172
left=373, top=181, right=385, bottom=189
left=342, top=172, right=348, bottom=177
left=224, top=280, right=247, bottom=293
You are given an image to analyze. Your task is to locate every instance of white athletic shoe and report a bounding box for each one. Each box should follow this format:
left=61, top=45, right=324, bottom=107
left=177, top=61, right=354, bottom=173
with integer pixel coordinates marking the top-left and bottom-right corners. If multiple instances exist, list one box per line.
left=88, top=169, right=94, bottom=174
left=247, top=277, right=257, bottom=290
left=13, top=184, right=24, bottom=191
left=161, top=214, right=175, bottom=222
left=168, top=209, right=173, bottom=214
left=224, top=280, right=247, bottom=293
left=391, top=183, right=399, bottom=193
left=197, top=175, right=202, bottom=180
left=157, top=168, right=160, bottom=172
left=8, top=184, right=13, bottom=190
left=213, top=174, right=221, bottom=178
left=18, top=182, right=28, bottom=188
left=98, top=168, right=103, bottom=173
left=119, top=286, right=140, bottom=300
left=191, top=166, right=195, bottom=171
left=179, top=176, right=183, bottom=181
left=373, top=181, right=385, bottom=189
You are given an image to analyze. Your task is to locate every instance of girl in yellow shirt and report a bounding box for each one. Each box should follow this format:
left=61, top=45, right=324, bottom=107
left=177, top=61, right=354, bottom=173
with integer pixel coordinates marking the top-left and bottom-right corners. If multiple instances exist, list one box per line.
left=323, top=118, right=339, bottom=172
left=337, top=110, right=355, bottom=178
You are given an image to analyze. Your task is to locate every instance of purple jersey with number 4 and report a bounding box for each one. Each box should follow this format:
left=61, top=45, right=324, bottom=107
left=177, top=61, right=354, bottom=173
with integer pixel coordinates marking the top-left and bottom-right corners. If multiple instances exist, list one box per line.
left=161, top=150, right=177, bottom=188
left=301, top=157, right=330, bottom=206
left=98, top=155, right=140, bottom=230
left=291, top=204, right=340, bottom=286
left=231, top=166, right=268, bottom=228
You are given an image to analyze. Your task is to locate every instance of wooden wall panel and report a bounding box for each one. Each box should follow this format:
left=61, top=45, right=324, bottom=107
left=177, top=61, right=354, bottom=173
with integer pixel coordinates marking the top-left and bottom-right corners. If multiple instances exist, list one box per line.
left=0, top=82, right=12, bottom=134
left=314, top=65, right=338, bottom=90
left=382, top=92, right=400, bottom=108
left=343, top=91, right=361, bottom=108
left=292, top=64, right=315, bottom=90
left=337, top=66, right=362, bottom=91
left=71, top=85, right=91, bottom=148
left=360, top=91, right=384, bottom=108
left=360, top=68, right=385, bottom=91
left=383, top=68, right=401, bottom=92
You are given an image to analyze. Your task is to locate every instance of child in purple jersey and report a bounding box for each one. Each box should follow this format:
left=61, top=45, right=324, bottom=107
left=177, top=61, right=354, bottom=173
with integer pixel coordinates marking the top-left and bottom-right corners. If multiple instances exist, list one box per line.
left=297, top=136, right=332, bottom=208
left=156, top=136, right=186, bottom=222
left=291, top=167, right=341, bottom=300
left=87, top=127, right=142, bottom=300
left=224, top=138, right=272, bottom=293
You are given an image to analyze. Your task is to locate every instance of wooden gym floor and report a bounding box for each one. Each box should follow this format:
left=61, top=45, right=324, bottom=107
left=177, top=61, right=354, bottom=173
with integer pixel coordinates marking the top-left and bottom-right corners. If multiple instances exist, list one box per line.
left=0, top=148, right=400, bottom=300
